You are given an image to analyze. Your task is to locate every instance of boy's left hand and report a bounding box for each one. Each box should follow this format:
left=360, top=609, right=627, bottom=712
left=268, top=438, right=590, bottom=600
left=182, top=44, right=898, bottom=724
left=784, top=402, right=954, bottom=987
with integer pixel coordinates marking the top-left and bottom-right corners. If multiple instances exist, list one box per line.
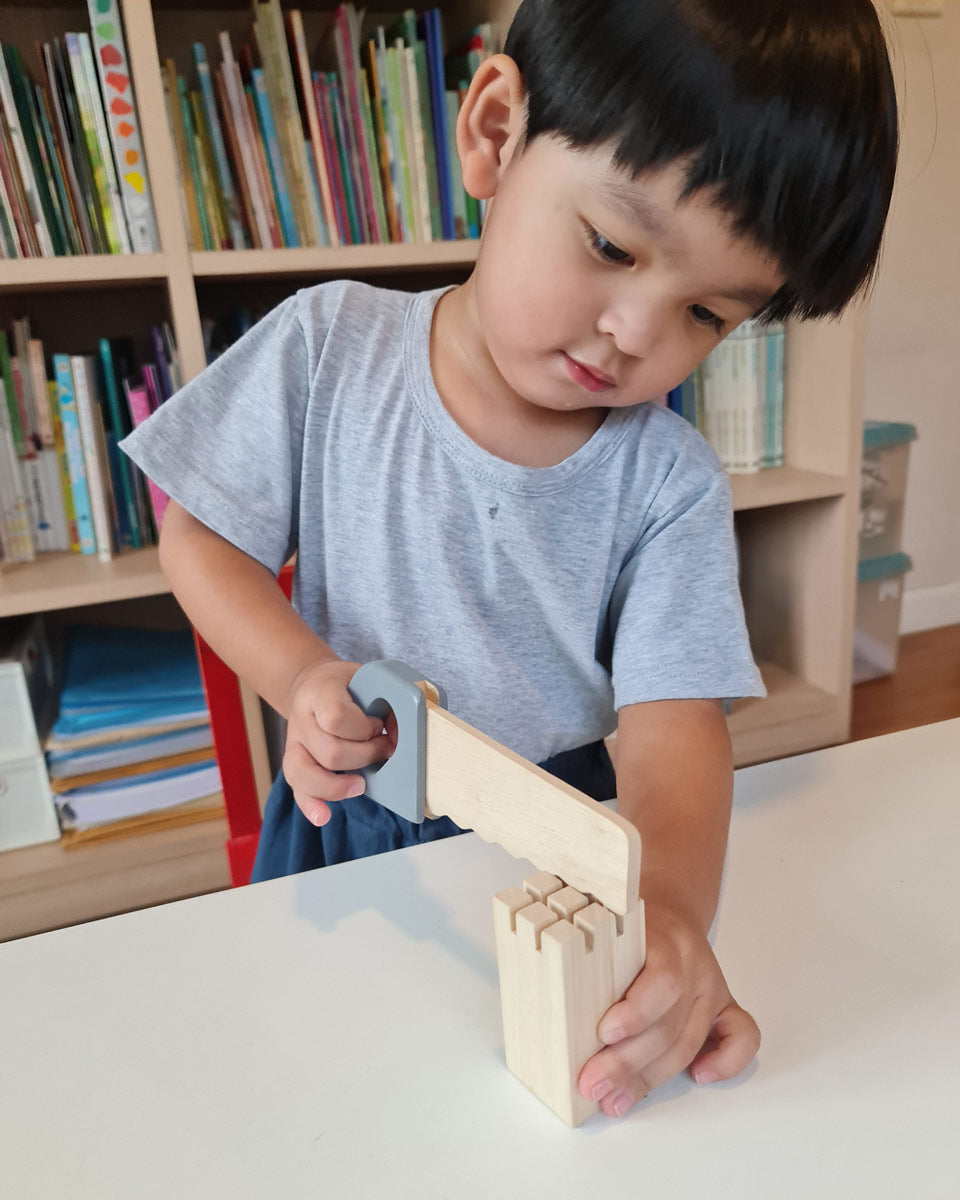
left=577, top=898, right=760, bottom=1118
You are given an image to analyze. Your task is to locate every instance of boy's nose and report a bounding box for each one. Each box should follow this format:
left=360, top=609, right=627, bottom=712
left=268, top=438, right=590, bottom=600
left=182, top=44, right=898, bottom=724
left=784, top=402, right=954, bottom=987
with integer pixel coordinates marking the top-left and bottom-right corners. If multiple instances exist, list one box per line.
left=597, top=299, right=666, bottom=360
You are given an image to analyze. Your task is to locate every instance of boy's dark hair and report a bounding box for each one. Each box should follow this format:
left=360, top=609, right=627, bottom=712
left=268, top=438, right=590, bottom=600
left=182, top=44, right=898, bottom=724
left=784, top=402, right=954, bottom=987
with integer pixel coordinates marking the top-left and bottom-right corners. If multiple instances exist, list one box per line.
left=504, top=0, right=899, bottom=322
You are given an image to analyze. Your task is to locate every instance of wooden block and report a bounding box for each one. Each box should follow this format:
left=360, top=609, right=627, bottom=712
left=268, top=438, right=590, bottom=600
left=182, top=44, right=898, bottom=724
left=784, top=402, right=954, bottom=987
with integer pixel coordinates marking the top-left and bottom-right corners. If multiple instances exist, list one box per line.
left=493, top=876, right=646, bottom=1126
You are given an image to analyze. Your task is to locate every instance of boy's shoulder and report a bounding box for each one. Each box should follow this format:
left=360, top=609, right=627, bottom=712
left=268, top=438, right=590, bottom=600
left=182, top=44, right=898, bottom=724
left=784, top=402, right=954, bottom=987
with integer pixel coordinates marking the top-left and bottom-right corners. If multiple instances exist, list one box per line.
left=293, top=277, right=423, bottom=333
left=626, top=401, right=729, bottom=493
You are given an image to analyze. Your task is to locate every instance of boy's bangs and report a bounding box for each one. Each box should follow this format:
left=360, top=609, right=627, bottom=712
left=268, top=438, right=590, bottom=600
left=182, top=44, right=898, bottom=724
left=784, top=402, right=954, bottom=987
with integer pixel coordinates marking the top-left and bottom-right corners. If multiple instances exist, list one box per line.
left=507, top=0, right=898, bottom=322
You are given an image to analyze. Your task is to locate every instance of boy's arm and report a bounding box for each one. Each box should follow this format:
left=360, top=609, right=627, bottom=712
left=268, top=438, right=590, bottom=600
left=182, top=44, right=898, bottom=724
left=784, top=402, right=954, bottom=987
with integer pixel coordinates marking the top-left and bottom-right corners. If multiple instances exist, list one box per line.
left=577, top=697, right=760, bottom=1117
left=159, top=500, right=388, bottom=822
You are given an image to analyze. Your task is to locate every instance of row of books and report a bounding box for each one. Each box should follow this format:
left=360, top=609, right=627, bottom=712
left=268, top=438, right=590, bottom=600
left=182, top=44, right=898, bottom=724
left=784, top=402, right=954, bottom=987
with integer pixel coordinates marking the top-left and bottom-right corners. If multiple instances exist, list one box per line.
left=0, top=0, right=158, bottom=258
left=0, top=316, right=177, bottom=566
left=46, top=624, right=222, bottom=846
left=669, top=321, right=786, bottom=475
left=166, top=2, right=496, bottom=250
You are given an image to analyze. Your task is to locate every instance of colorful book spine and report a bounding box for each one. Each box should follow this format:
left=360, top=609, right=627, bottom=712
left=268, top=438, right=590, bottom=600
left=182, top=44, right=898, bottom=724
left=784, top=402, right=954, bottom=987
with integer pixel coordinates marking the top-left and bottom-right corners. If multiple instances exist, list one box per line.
left=70, top=353, right=115, bottom=561
left=0, top=44, right=54, bottom=254
left=86, top=0, right=159, bottom=252
left=124, top=382, right=169, bottom=529
left=218, top=32, right=275, bottom=250
left=324, top=74, right=361, bottom=244
left=77, top=32, right=131, bottom=253
left=53, top=353, right=97, bottom=556
left=288, top=10, right=338, bottom=246
left=258, top=0, right=323, bottom=246
left=49, top=379, right=80, bottom=553
left=422, top=8, right=454, bottom=241
left=251, top=68, right=298, bottom=246
left=332, top=5, right=381, bottom=243
left=66, top=32, right=124, bottom=254
left=98, top=338, right=141, bottom=547
left=193, top=43, right=245, bottom=250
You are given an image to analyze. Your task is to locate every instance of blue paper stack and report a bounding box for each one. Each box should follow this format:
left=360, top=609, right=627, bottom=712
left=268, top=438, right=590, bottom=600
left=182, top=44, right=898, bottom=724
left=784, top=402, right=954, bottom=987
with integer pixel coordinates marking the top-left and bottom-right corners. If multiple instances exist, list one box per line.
left=47, top=626, right=222, bottom=841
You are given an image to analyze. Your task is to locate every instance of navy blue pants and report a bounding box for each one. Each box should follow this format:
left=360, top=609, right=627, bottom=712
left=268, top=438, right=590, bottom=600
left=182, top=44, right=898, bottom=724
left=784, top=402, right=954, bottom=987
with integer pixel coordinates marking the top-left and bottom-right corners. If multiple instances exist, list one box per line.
left=251, top=739, right=616, bottom=882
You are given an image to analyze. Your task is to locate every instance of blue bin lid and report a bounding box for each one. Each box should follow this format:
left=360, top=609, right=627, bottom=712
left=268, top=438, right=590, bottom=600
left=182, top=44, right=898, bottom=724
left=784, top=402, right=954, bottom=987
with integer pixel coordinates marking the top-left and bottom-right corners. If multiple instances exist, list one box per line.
left=857, top=551, right=913, bottom=583
left=863, top=420, right=917, bottom=450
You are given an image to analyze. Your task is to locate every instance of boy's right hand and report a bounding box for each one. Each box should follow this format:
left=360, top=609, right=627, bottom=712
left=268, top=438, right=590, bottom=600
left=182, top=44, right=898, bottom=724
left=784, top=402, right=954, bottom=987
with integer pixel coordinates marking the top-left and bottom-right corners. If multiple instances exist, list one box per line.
left=282, top=659, right=395, bottom=826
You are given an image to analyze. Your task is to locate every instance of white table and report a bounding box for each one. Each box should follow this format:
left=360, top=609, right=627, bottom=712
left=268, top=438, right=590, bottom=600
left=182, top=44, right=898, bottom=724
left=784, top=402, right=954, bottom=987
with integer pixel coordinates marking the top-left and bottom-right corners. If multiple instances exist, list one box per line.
left=1, top=720, right=958, bottom=1199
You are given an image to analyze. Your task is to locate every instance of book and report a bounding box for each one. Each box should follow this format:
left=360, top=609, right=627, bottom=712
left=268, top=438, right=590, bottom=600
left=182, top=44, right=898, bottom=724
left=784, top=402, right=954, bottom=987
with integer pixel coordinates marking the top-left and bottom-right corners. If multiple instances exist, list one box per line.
left=123, top=380, right=169, bottom=529
left=162, top=58, right=204, bottom=250
left=50, top=744, right=216, bottom=792
left=56, top=352, right=101, bottom=551
left=76, top=32, right=131, bottom=252
left=59, top=791, right=224, bottom=846
left=193, top=43, right=246, bottom=249
left=56, top=761, right=222, bottom=830
left=287, top=10, right=339, bottom=246
left=48, top=378, right=80, bottom=552
left=332, top=4, right=383, bottom=243
left=86, top=0, right=160, bottom=252
left=218, top=31, right=277, bottom=249
left=421, top=8, right=454, bottom=241
left=47, top=724, right=215, bottom=779
left=0, top=44, right=56, bottom=255
left=66, top=31, right=124, bottom=253
left=97, top=338, right=141, bottom=546
left=69, top=352, right=116, bottom=560
left=41, top=41, right=96, bottom=254
left=255, top=0, right=322, bottom=246
left=251, top=66, right=299, bottom=246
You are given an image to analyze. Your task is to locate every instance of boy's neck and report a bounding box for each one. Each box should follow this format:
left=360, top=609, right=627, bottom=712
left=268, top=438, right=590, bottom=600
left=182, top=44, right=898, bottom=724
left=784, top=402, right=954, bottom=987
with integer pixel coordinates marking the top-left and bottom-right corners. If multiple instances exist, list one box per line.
left=429, top=282, right=607, bottom=469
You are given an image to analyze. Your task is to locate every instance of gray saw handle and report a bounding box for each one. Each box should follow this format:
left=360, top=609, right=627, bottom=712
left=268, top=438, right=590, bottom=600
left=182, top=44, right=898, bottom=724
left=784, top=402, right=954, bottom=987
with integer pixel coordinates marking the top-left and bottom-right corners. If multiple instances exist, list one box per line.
left=347, top=660, right=447, bottom=823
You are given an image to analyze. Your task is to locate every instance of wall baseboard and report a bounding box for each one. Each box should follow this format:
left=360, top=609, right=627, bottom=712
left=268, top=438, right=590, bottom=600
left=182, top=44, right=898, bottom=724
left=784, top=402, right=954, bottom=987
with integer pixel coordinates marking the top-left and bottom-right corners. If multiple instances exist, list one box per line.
left=901, top=580, right=960, bottom=633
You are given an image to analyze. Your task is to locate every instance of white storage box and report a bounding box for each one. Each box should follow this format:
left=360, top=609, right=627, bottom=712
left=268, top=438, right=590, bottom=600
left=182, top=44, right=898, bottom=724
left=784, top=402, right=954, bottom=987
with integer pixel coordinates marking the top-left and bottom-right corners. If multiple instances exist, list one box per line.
left=853, top=552, right=912, bottom=684
left=0, top=752, right=60, bottom=852
left=0, top=618, right=60, bottom=851
left=859, top=421, right=917, bottom=562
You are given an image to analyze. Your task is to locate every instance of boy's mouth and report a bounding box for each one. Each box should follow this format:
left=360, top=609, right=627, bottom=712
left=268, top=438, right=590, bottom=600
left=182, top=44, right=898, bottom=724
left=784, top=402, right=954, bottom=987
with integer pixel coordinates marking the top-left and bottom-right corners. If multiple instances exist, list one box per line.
left=563, top=353, right=615, bottom=393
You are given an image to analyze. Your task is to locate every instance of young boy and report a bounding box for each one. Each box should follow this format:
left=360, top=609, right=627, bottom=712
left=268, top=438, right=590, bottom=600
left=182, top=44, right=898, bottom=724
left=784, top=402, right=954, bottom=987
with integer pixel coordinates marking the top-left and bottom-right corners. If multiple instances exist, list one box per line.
left=121, top=0, right=898, bottom=1119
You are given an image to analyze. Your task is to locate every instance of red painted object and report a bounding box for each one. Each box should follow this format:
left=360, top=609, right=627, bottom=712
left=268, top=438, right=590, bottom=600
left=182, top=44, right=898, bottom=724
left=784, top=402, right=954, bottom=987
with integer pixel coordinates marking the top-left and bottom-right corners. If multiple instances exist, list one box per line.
left=194, top=564, right=294, bottom=887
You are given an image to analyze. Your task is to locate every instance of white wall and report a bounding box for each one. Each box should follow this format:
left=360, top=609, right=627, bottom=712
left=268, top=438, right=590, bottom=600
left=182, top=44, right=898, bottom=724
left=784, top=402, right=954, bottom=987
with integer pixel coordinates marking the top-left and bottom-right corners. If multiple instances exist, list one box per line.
left=864, top=4, right=960, bottom=632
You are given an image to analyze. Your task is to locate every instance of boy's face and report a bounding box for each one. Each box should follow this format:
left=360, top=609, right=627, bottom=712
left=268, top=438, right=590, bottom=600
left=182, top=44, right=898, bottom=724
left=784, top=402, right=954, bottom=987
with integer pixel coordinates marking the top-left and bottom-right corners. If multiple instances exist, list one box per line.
left=471, top=137, right=784, bottom=412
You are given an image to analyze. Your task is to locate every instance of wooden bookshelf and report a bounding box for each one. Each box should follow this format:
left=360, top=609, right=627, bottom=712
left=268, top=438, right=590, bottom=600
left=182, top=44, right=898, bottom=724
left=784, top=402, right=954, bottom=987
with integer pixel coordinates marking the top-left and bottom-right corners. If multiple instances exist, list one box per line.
left=0, top=0, right=865, bottom=940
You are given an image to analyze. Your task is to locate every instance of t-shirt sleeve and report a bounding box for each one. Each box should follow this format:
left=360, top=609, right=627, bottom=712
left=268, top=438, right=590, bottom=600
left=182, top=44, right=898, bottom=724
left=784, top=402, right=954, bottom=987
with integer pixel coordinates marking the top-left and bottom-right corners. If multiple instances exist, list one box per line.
left=608, top=458, right=764, bottom=707
left=119, top=293, right=311, bottom=576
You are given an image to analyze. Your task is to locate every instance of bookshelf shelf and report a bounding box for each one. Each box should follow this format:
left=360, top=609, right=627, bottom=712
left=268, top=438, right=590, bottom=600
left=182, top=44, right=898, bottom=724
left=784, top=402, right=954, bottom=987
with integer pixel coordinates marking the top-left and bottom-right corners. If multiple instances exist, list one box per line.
left=0, top=814, right=230, bottom=943
left=727, top=663, right=844, bottom=767
left=730, top=467, right=850, bottom=512
left=192, top=240, right=480, bottom=279
left=0, top=548, right=167, bottom=618
left=0, top=254, right=170, bottom=293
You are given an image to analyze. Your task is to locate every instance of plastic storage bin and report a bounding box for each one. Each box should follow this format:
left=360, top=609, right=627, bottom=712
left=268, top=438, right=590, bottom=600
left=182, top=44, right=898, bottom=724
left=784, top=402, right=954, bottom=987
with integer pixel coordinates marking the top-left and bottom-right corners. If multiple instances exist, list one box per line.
left=853, top=552, right=913, bottom=684
left=859, top=420, right=917, bottom=562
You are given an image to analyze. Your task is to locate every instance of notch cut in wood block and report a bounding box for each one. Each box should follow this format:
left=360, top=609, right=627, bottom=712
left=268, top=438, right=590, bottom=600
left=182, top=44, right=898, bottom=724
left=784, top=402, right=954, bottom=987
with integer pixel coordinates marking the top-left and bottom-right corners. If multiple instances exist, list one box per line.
left=493, top=872, right=646, bottom=1126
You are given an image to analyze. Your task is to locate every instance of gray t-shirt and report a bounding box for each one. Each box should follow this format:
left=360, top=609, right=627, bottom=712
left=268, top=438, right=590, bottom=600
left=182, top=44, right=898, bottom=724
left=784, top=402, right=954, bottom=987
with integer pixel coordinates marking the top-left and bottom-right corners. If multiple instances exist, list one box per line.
left=121, top=280, right=763, bottom=765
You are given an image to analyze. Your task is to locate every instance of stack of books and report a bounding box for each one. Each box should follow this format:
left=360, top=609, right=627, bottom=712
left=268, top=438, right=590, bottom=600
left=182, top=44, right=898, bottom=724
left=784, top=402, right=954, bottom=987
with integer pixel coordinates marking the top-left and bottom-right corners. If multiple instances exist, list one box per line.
left=46, top=625, right=222, bottom=847
left=669, top=321, right=786, bottom=475
left=165, top=3, right=497, bottom=250
left=0, top=0, right=158, bottom=258
left=0, top=315, right=178, bottom=566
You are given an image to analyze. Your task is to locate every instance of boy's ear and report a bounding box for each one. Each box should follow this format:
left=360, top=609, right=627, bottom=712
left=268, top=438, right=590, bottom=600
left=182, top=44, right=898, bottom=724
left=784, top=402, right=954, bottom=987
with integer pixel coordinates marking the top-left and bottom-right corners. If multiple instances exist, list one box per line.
left=456, top=53, right=527, bottom=200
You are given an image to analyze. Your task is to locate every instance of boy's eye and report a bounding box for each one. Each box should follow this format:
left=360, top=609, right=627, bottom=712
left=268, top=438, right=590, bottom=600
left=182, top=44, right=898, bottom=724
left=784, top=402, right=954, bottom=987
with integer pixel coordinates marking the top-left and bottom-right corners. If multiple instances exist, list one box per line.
left=690, top=304, right=725, bottom=334
left=585, top=226, right=634, bottom=265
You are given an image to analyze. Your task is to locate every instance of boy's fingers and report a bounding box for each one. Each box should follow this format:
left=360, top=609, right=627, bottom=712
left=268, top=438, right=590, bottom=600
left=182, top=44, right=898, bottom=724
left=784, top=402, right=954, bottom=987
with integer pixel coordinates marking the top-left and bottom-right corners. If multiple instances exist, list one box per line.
left=298, top=726, right=394, bottom=774
left=283, top=741, right=368, bottom=822
left=689, top=1002, right=761, bottom=1085
left=598, top=970, right=680, bottom=1043
left=312, top=693, right=384, bottom=743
